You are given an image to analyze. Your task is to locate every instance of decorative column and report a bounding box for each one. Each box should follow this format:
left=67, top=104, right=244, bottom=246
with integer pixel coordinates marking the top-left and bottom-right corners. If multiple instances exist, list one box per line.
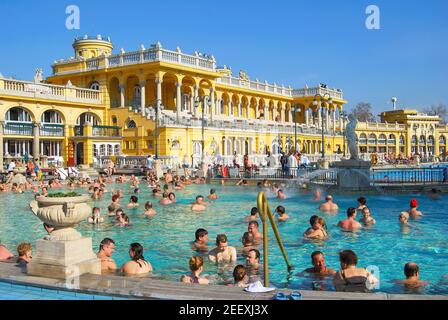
left=156, top=78, right=163, bottom=109
left=33, top=122, right=40, bottom=160
left=332, top=108, right=336, bottom=132
left=326, top=107, right=330, bottom=131
left=210, top=88, right=215, bottom=121
left=119, top=84, right=125, bottom=107
left=281, top=108, right=285, bottom=123
left=176, top=82, right=182, bottom=121
left=264, top=105, right=269, bottom=121
left=140, top=81, right=146, bottom=116
left=305, top=108, right=309, bottom=126
left=288, top=108, right=293, bottom=124
left=255, top=102, right=260, bottom=119
left=238, top=101, right=242, bottom=118
left=193, top=85, right=199, bottom=117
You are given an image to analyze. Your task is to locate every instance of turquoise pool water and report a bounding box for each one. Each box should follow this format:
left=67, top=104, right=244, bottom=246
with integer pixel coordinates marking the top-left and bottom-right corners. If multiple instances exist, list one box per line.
left=0, top=183, right=447, bottom=295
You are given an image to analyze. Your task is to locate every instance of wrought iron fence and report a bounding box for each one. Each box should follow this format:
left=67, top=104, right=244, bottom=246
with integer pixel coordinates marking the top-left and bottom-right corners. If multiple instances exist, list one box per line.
left=371, top=167, right=447, bottom=185
left=4, top=122, right=34, bottom=136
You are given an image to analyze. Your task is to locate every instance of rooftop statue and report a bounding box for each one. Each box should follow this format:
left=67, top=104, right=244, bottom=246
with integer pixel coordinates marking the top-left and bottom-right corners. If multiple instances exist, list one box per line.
left=34, top=68, right=43, bottom=83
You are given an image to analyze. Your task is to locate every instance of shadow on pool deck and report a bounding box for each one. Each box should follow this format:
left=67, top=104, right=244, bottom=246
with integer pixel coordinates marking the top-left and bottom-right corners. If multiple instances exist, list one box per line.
left=0, top=262, right=446, bottom=300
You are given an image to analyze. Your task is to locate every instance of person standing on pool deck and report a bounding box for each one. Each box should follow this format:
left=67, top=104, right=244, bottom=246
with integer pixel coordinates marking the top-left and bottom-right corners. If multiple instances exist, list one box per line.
left=208, top=234, right=237, bottom=264
left=319, top=195, right=339, bottom=212
left=337, top=208, right=362, bottom=231
left=407, top=199, right=423, bottom=220
left=97, top=238, right=117, bottom=272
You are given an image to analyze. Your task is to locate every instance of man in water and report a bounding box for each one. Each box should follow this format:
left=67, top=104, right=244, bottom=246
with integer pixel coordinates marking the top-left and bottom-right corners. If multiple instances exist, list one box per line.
left=244, top=207, right=259, bottom=222
left=395, top=262, right=429, bottom=290
left=337, top=208, right=362, bottom=231
left=275, top=206, right=289, bottom=222
left=159, top=192, right=172, bottom=205
left=191, top=195, right=207, bottom=211
left=319, top=195, right=339, bottom=212
left=208, top=234, right=237, bottom=264
left=407, top=199, right=423, bottom=220
left=248, top=221, right=263, bottom=243
left=97, top=238, right=117, bottom=272
left=277, top=189, right=287, bottom=200
left=302, top=251, right=336, bottom=276
left=208, top=189, right=218, bottom=200
left=192, top=228, right=209, bottom=252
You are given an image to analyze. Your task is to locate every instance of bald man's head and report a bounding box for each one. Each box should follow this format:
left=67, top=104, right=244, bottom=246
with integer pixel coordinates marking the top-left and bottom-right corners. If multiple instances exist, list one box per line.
left=404, top=262, right=419, bottom=278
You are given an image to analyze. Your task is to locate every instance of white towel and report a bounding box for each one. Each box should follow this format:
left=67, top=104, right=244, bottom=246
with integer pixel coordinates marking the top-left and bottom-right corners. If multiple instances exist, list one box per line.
left=244, top=281, right=276, bottom=293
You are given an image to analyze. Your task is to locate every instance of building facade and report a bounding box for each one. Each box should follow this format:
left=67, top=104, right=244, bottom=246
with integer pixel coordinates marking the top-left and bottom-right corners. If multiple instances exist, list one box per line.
left=0, top=35, right=445, bottom=170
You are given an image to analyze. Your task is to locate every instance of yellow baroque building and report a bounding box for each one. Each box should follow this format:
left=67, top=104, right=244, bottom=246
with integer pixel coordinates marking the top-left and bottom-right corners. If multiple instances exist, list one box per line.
left=0, top=35, right=446, bottom=170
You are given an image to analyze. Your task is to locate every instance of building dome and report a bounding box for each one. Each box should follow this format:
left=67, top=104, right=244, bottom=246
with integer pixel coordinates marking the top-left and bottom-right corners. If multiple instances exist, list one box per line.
left=73, top=35, right=113, bottom=59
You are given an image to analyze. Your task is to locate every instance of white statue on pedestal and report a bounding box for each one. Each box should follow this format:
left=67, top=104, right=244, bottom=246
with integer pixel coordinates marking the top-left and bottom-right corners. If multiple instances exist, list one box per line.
left=346, top=114, right=359, bottom=160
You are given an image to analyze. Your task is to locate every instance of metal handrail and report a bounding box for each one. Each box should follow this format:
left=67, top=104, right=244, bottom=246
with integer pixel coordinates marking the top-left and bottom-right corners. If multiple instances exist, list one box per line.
left=257, top=192, right=293, bottom=287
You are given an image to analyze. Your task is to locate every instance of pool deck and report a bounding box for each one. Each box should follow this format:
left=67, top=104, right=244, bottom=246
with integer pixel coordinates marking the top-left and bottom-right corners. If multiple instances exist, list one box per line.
left=0, top=262, right=446, bottom=300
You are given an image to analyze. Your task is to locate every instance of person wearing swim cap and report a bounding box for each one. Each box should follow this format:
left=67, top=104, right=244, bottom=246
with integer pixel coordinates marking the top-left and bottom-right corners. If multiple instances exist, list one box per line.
left=407, top=199, right=423, bottom=220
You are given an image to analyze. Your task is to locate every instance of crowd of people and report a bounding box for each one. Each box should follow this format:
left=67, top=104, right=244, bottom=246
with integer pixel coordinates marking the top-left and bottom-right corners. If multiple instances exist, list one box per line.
left=0, top=157, right=435, bottom=294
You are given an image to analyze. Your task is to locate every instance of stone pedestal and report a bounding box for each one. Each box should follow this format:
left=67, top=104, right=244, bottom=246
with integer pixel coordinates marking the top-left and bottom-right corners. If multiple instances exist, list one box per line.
left=333, top=159, right=371, bottom=191
left=196, top=162, right=208, bottom=178
left=153, top=159, right=163, bottom=179
left=40, top=155, right=48, bottom=169
left=27, top=237, right=101, bottom=280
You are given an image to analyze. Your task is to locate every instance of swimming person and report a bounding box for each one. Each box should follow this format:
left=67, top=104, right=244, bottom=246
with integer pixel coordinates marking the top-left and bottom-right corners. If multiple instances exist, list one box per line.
left=168, top=192, right=176, bottom=203
left=208, top=234, right=237, bottom=264
left=120, top=243, right=153, bottom=275
left=357, top=197, right=367, bottom=211
left=247, top=221, right=263, bottom=244
left=16, top=242, right=32, bottom=267
left=319, top=195, right=339, bottom=212
left=395, top=262, right=429, bottom=291
left=126, top=196, right=139, bottom=209
left=337, top=208, right=362, bottom=231
left=302, top=251, right=336, bottom=276
left=232, top=265, right=249, bottom=288
left=359, top=207, right=376, bottom=226
left=191, top=195, right=207, bottom=211
left=97, top=238, right=117, bottom=272
left=244, top=207, right=259, bottom=222
left=246, top=248, right=261, bottom=272
left=180, top=256, right=209, bottom=285
left=208, top=189, right=218, bottom=200
left=333, top=250, right=378, bottom=293
left=407, top=199, right=423, bottom=220
left=159, top=192, right=172, bottom=205
left=192, top=228, right=209, bottom=252
left=144, top=202, right=157, bottom=218
left=277, top=189, right=287, bottom=199
left=304, top=216, right=328, bottom=240
left=117, top=213, right=130, bottom=227
left=241, top=232, right=255, bottom=255
left=275, top=206, right=289, bottom=222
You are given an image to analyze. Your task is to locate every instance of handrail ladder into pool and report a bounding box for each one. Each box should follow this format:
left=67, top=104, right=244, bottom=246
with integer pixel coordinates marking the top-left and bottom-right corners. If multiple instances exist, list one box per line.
left=257, top=192, right=293, bottom=288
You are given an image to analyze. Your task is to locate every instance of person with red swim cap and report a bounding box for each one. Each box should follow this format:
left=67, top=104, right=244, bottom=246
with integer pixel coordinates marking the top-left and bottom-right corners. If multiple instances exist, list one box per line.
left=407, top=198, right=423, bottom=220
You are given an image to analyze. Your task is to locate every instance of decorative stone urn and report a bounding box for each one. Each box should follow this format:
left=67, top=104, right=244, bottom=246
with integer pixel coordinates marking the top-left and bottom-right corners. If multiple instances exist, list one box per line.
left=28, top=194, right=101, bottom=280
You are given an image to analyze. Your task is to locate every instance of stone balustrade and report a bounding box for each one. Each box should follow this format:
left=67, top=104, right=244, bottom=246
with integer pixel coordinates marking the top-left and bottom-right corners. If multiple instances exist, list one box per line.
left=0, top=77, right=102, bottom=104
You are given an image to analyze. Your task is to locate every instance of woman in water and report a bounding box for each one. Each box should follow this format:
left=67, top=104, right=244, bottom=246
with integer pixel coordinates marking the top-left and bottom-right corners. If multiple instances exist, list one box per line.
left=231, top=265, right=249, bottom=288
left=116, top=213, right=130, bottom=227
left=180, top=256, right=209, bottom=285
left=120, top=243, right=153, bottom=275
left=304, top=216, right=328, bottom=240
left=88, top=207, right=104, bottom=225
left=126, top=196, right=139, bottom=208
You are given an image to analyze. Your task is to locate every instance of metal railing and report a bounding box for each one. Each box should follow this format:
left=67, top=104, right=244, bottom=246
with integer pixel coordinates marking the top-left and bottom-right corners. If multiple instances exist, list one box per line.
left=92, top=125, right=121, bottom=137
left=209, top=166, right=317, bottom=179
left=371, top=167, right=447, bottom=185
left=40, top=124, right=65, bottom=137
left=3, top=122, right=34, bottom=136
left=74, top=126, right=84, bottom=136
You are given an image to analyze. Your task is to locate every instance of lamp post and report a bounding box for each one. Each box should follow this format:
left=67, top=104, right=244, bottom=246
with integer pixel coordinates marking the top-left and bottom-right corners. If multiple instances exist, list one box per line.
left=292, top=105, right=301, bottom=152
left=313, top=94, right=332, bottom=159
left=154, top=99, right=164, bottom=160
left=194, top=96, right=212, bottom=165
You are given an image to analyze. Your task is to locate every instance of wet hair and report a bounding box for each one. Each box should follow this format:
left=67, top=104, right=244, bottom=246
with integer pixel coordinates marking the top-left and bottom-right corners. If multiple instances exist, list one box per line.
left=115, top=208, right=124, bottom=215
left=168, top=192, right=176, bottom=199
left=309, top=215, right=319, bottom=226
left=404, top=262, right=419, bottom=278
left=257, top=182, right=262, bottom=188
left=317, top=217, right=327, bottom=230
left=99, top=238, right=115, bottom=250
left=357, top=197, right=367, bottom=205
left=248, top=221, right=259, bottom=228
left=339, top=250, right=358, bottom=266
left=216, top=234, right=228, bottom=245
left=17, top=242, right=31, bottom=257
left=162, top=192, right=169, bottom=198
left=130, top=196, right=138, bottom=203
left=145, top=202, right=153, bottom=210
left=250, top=207, right=259, bottom=216
left=233, top=265, right=247, bottom=282
left=152, top=189, right=158, bottom=194
left=242, top=179, right=248, bottom=184
left=196, top=195, right=204, bottom=201
left=189, top=256, right=204, bottom=272
left=93, top=187, right=99, bottom=192
left=210, top=189, right=216, bottom=194
left=195, top=228, right=208, bottom=241
left=347, top=207, right=357, bottom=217
left=241, top=232, right=253, bottom=245
left=121, top=213, right=130, bottom=223
left=248, top=249, right=260, bottom=261
left=129, top=243, right=146, bottom=267
left=276, top=206, right=285, bottom=215
left=311, top=251, right=324, bottom=260
left=92, top=207, right=100, bottom=215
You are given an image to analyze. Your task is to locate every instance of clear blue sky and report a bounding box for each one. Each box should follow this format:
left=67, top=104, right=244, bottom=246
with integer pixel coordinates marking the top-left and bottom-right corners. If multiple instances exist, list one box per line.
left=0, top=0, right=447, bottom=115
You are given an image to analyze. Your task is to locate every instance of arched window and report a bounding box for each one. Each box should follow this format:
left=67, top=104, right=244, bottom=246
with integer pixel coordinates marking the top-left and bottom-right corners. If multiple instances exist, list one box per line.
left=77, top=112, right=100, bottom=126
left=412, top=135, right=417, bottom=145
left=419, top=135, right=426, bottom=144
left=378, top=134, right=387, bottom=145
left=399, top=135, right=405, bottom=145
left=111, top=116, right=117, bottom=125
left=368, top=133, right=377, bottom=144
left=359, top=133, right=367, bottom=145
left=41, top=110, right=63, bottom=124
left=428, top=135, right=435, bottom=145
left=6, top=107, right=32, bottom=122
left=388, top=134, right=396, bottom=144
left=126, top=119, right=137, bottom=129
left=132, top=85, right=141, bottom=108
left=440, top=135, right=446, bottom=145
left=89, top=81, right=100, bottom=91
